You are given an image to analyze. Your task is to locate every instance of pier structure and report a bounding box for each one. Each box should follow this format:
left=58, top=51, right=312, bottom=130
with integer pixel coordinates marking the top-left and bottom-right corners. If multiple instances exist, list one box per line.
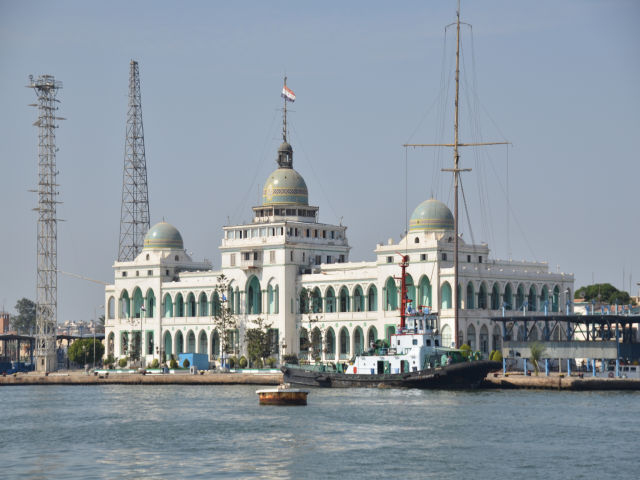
left=492, top=314, right=640, bottom=377
left=28, top=74, right=64, bottom=373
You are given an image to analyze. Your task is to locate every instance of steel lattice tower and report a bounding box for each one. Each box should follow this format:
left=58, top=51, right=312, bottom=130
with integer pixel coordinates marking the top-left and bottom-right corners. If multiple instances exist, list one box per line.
left=118, top=60, right=150, bottom=261
left=28, top=74, right=63, bottom=372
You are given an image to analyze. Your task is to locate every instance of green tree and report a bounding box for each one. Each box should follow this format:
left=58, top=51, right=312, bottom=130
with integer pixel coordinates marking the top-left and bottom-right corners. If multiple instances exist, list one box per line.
left=575, top=283, right=634, bottom=305
left=529, top=341, right=546, bottom=376
left=212, top=274, right=237, bottom=364
left=11, top=298, right=36, bottom=334
left=68, top=338, right=105, bottom=366
left=245, top=317, right=273, bottom=367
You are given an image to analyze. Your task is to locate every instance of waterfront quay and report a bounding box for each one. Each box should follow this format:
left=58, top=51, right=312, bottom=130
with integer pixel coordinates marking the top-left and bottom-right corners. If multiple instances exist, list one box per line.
left=486, top=372, right=640, bottom=390
left=0, top=370, right=282, bottom=386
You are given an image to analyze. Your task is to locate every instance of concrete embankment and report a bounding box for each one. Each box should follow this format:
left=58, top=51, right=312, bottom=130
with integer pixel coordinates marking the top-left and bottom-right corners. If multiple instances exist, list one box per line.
left=0, top=371, right=283, bottom=386
left=485, top=373, right=640, bottom=391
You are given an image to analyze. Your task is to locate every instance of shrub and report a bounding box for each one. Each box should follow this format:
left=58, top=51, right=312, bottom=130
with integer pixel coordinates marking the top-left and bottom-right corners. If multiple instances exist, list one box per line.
left=459, top=344, right=471, bottom=359
left=149, top=359, right=159, bottom=368
left=266, top=357, right=277, bottom=368
left=105, top=354, right=115, bottom=366
left=254, top=358, right=263, bottom=368
left=118, top=358, right=128, bottom=368
left=283, top=354, right=299, bottom=365
left=490, top=350, right=503, bottom=362
left=169, top=358, right=178, bottom=369
left=228, top=356, right=237, bottom=368
left=183, top=359, right=190, bottom=368
left=238, top=356, right=248, bottom=368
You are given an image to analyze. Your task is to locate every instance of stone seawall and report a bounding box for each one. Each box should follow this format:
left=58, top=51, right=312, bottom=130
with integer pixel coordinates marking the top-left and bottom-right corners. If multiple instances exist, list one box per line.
left=485, top=373, right=640, bottom=391
left=0, top=372, right=283, bottom=386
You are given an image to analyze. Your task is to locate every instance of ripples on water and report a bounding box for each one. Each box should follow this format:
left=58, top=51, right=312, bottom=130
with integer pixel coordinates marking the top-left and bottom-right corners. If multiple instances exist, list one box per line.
left=1, top=385, right=638, bottom=479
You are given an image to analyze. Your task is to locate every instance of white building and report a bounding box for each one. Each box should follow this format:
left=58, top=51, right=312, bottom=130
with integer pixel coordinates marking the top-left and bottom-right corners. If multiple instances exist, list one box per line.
left=104, top=138, right=574, bottom=365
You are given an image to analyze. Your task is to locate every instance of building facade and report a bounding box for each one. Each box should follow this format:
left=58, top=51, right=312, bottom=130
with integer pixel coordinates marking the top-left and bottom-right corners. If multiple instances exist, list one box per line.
left=104, top=140, right=574, bottom=365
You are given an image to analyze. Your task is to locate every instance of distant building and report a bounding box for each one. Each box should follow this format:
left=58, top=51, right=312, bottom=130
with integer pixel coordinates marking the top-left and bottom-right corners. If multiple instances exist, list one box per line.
left=0, top=312, right=10, bottom=334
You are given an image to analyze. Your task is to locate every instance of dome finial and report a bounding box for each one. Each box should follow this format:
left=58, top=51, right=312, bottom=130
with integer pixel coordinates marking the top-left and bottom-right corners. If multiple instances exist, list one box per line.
left=278, top=77, right=296, bottom=168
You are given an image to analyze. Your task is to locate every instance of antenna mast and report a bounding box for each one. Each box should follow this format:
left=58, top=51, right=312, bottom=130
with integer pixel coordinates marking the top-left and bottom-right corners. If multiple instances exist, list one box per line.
left=403, top=0, right=508, bottom=347
left=28, top=74, right=64, bottom=372
left=118, top=60, right=150, bottom=261
left=283, top=76, right=288, bottom=142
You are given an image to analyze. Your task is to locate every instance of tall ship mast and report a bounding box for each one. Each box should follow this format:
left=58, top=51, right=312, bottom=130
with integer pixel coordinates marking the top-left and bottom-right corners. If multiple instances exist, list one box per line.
left=405, top=0, right=508, bottom=347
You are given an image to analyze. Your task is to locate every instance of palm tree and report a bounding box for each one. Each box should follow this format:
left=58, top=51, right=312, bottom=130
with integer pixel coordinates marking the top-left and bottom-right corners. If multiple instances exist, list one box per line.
left=529, top=341, right=546, bottom=376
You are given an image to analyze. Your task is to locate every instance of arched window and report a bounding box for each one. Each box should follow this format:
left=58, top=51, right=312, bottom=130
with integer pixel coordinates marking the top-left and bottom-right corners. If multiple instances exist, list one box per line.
left=492, top=325, right=502, bottom=352
left=146, top=289, right=156, bottom=317
left=478, top=283, right=487, bottom=310
left=541, top=285, right=550, bottom=312
left=325, top=328, right=336, bottom=360
left=516, top=284, right=525, bottom=310
left=338, top=286, right=350, bottom=312
left=418, top=276, right=431, bottom=309
left=528, top=285, right=537, bottom=312
left=503, top=284, right=513, bottom=310
left=163, top=293, right=173, bottom=318
left=353, top=285, right=364, bottom=312
left=267, top=283, right=275, bottom=314
left=107, top=296, right=115, bottom=319
left=339, top=328, right=350, bottom=359
left=466, top=282, right=475, bottom=309
left=405, top=274, right=416, bottom=309
left=186, top=293, right=196, bottom=317
left=107, top=332, right=115, bottom=356
left=132, top=288, right=144, bottom=318
left=441, top=324, right=452, bottom=348
left=211, top=291, right=220, bottom=317
left=325, top=287, right=336, bottom=313
left=367, top=284, right=378, bottom=311
left=211, top=331, right=220, bottom=358
left=175, top=293, right=185, bottom=317
left=490, top=283, right=500, bottom=310
left=367, top=326, right=378, bottom=348
left=198, top=330, right=207, bottom=354
left=228, top=287, right=235, bottom=314
left=299, top=288, right=309, bottom=314
left=163, top=331, right=172, bottom=360
left=441, top=282, right=452, bottom=309
left=479, top=325, right=489, bottom=355
left=466, top=324, right=476, bottom=349
left=187, top=330, right=196, bottom=353
left=385, top=277, right=398, bottom=311
left=246, top=276, right=261, bottom=314
left=311, top=287, right=322, bottom=313
left=198, top=292, right=208, bottom=316
left=175, top=331, right=184, bottom=355
left=119, top=290, right=130, bottom=319
left=299, top=327, right=309, bottom=360
left=353, top=327, right=364, bottom=354
left=311, top=327, right=322, bottom=359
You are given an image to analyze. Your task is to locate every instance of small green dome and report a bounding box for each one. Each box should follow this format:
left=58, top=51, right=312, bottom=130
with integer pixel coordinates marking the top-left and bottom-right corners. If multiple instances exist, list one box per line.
left=262, top=168, right=309, bottom=206
left=409, top=198, right=454, bottom=232
left=143, top=222, right=184, bottom=250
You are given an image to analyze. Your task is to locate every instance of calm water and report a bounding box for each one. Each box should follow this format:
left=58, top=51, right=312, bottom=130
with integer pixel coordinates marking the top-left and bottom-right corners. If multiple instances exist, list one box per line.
left=1, top=385, right=638, bottom=479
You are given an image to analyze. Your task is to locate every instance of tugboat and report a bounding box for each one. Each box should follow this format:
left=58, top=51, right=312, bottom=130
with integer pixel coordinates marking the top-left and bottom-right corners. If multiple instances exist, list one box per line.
left=282, top=255, right=501, bottom=389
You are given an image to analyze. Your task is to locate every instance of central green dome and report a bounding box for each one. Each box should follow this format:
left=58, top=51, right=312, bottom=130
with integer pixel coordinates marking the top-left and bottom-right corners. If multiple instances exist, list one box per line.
left=143, top=222, right=184, bottom=250
left=409, top=198, right=454, bottom=232
left=262, top=168, right=309, bottom=206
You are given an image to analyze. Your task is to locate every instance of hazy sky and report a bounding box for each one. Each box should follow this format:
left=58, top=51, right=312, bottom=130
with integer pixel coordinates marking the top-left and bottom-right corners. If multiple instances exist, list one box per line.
left=1, top=0, right=639, bottom=323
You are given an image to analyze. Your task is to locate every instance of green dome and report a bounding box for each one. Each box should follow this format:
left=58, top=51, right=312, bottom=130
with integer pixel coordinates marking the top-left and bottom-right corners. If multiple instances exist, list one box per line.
left=262, top=168, right=309, bottom=206
left=409, top=198, right=454, bottom=232
left=143, top=222, right=184, bottom=250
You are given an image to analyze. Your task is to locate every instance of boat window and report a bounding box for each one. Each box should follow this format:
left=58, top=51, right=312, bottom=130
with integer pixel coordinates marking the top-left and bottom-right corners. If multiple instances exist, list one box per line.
left=426, top=339, right=431, bottom=346
left=435, top=339, right=439, bottom=346
left=412, top=339, right=418, bottom=345
left=397, top=340, right=401, bottom=346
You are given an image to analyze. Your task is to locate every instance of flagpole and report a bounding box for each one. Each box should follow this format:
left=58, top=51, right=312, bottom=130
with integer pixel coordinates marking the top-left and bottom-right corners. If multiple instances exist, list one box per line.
left=283, top=76, right=288, bottom=142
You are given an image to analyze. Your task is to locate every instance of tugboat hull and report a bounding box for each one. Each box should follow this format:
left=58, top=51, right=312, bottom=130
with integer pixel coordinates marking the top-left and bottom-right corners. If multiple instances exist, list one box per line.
left=282, top=360, right=501, bottom=389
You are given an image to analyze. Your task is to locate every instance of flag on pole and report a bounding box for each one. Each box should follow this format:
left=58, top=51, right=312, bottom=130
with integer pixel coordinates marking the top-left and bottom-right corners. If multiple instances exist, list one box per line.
left=282, top=84, right=296, bottom=102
